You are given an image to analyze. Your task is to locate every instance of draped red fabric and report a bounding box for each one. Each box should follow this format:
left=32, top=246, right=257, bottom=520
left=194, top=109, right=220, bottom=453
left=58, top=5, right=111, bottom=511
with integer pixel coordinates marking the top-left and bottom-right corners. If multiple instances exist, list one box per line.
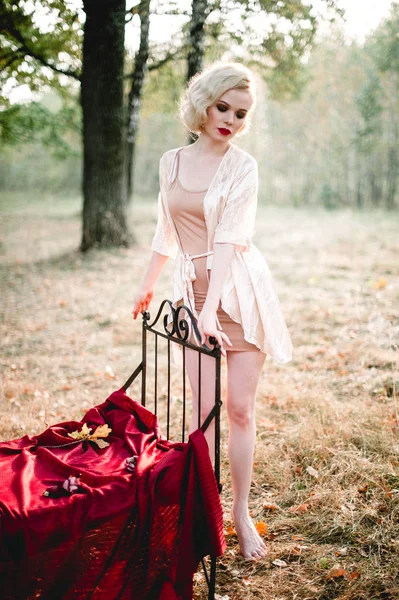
left=0, top=387, right=226, bottom=599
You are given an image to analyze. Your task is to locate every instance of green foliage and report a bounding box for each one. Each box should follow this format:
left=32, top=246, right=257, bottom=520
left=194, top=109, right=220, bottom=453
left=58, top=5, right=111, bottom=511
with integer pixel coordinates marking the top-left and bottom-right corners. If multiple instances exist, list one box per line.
left=0, top=0, right=82, bottom=107
left=213, top=0, right=343, bottom=101
left=365, top=2, right=399, bottom=74
left=0, top=98, right=81, bottom=159
left=355, top=74, right=383, bottom=152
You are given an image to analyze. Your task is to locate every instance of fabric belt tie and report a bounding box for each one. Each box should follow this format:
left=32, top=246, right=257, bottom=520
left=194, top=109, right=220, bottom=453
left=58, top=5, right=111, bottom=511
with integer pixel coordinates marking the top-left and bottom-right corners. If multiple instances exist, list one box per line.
left=180, top=250, right=223, bottom=332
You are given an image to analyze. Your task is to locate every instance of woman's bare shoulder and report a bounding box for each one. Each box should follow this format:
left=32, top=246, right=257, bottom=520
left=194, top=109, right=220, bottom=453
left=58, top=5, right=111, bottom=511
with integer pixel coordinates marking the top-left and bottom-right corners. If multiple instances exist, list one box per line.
left=159, top=146, right=185, bottom=165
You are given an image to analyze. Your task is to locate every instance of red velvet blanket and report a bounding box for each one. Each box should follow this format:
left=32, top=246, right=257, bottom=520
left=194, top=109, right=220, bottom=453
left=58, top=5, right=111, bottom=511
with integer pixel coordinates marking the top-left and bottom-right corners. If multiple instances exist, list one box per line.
left=0, top=387, right=226, bottom=599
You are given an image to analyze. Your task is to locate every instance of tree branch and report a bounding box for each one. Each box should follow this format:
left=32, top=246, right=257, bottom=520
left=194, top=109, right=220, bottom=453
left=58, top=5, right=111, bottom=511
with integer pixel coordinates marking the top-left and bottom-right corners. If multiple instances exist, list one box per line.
left=125, top=44, right=188, bottom=78
left=0, top=50, right=22, bottom=74
left=2, top=16, right=81, bottom=81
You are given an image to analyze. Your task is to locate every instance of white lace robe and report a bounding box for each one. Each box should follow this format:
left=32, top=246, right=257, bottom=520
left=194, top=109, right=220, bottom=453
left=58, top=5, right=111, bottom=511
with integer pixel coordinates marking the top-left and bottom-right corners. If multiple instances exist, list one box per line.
left=151, top=143, right=293, bottom=364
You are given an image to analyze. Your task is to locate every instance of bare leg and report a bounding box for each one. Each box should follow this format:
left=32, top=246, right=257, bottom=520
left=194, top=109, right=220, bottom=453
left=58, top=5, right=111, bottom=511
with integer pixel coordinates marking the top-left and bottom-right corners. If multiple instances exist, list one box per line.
left=226, top=350, right=267, bottom=560
left=185, top=347, right=217, bottom=461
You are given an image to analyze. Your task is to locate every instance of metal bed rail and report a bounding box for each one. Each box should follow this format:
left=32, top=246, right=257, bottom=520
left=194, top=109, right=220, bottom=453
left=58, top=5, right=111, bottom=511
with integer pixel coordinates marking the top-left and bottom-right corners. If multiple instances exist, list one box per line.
left=122, top=299, right=222, bottom=600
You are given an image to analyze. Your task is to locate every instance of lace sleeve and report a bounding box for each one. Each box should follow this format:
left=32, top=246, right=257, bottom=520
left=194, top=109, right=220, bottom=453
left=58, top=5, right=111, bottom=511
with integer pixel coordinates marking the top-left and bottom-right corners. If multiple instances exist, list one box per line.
left=150, top=158, right=178, bottom=259
left=213, top=162, right=258, bottom=252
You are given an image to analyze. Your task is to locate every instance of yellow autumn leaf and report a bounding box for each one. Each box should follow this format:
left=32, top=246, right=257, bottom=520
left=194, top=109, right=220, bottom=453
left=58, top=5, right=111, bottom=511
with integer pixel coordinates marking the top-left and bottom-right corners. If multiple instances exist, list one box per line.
left=90, top=424, right=112, bottom=439
left=68, top=423, right=92, bottom=440
left=91, top=438, right=110, bottom=449
left=67, top=423, right=111, bottom=448
left=82, top=423, right=92, bottom=435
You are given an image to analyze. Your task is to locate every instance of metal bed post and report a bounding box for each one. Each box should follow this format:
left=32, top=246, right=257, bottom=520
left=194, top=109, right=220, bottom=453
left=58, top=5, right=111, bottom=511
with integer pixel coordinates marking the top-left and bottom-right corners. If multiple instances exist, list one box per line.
left=123, top=299, right=222, bottom=600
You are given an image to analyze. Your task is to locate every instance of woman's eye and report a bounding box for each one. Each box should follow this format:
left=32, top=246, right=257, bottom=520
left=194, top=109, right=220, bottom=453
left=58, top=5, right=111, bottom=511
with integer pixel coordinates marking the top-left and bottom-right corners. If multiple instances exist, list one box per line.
left=237, top=113, right=246, bottom=119
left=217, top=104, right=227, bottom=112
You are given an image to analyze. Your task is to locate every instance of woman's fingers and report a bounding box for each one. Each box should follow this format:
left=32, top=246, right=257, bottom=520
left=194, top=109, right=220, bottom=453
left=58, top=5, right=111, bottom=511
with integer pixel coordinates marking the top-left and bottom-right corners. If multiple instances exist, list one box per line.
left=221, top=332, right=233, bottom=347
left=199, top=329, right=232, bottom=356
left=132, top=302, right=144, bottom=320
left=132, top=291, right=153, bottom=320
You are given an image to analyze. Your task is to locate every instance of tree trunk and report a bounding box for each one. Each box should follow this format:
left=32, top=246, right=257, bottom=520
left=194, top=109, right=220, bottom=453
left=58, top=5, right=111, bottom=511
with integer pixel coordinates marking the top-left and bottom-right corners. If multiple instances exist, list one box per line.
left=187, top=0, right=208, bottom=82
left=186, top=0, right=208, bottom=144
left=80, top=0, right=128, bottom=251
left=386, top=146, right=398, bottom=210
left=126, top=0, right=150, bottom=201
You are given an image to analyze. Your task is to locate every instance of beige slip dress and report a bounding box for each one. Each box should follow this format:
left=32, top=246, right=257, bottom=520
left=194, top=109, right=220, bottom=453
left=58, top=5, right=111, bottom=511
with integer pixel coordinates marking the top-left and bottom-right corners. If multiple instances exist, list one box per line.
left=166, top=147, right=260, bottom=352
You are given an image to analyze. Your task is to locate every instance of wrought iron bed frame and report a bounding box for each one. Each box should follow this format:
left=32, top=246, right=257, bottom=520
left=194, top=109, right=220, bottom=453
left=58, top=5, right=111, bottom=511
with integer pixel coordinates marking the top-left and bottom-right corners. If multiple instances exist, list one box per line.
left=122, top=299, right=223, bottom=600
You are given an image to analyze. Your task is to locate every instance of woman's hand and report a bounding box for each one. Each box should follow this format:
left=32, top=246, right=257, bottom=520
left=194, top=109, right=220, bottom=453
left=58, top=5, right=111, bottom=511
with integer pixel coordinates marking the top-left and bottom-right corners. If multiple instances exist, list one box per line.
left=197, top=307, right=232, bottom=357
left=132, top=286, right=154, bottom=320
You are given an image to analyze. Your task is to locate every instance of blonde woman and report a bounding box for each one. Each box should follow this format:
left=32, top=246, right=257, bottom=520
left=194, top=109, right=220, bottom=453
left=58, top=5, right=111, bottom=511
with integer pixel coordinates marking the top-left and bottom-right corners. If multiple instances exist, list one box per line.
left=132, top=62, right=293, bottom=561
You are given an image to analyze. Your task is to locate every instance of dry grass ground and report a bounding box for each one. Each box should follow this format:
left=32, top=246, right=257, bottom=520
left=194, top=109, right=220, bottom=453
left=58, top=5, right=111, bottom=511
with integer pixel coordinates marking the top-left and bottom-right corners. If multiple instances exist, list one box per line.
left=1, top=192, right=398, bottom=600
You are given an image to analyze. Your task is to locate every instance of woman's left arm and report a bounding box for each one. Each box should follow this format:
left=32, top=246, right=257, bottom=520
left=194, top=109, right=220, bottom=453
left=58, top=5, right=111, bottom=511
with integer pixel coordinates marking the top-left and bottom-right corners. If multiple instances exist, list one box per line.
left=197, top=159, right=259, bottom=354
left=197, top=242, right=235, bottom=355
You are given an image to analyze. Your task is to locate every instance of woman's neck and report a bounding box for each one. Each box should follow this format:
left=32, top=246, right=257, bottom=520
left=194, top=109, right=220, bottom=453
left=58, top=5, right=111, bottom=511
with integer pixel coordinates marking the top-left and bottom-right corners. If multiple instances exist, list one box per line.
left=190, top=133, right=231, bottom=158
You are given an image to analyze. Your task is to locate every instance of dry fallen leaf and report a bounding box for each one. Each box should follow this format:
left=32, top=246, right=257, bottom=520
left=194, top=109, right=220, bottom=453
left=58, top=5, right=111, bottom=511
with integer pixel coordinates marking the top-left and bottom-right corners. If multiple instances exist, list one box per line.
left=255, top=521, right=268, bottom=535
left=371, top=277, right=387, bottom=289
left=105, top=365, right=115, bottom=379
left=68, top=423, right=111, bottom=448
left=263, top=503, right=279, bottom=511
left=90, top=424, right=112, bottom=439
left=289, top=503, right=309, bottom=513
left=91, top=438, right=109, bottom=449
left=348, top=570, right=361, bottom=580
left=358, top=483, right=369, bottom=493
left=272, top=559, right=288, bottom=568
left=326, top=566, right=348, bottom=579
left=225, top=525, right=236, bottom=537
left=306, top=466, right=319, bottom=478
left=68, top=422, right=92, bottom=440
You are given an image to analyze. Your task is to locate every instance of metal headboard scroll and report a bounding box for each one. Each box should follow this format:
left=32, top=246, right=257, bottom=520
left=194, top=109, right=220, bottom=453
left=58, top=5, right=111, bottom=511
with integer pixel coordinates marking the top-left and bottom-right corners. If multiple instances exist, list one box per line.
left=123, top=299, right=222, bottom=600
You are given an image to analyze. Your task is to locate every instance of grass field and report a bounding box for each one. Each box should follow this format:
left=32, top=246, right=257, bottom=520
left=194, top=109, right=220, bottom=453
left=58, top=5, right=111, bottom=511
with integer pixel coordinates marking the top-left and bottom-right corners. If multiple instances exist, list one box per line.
left=1, top=192, right=398, bottom=599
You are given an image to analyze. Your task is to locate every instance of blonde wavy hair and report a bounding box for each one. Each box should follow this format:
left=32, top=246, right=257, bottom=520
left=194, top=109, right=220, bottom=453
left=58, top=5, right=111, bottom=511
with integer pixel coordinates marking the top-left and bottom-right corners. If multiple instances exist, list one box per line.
left=179, top=61, right=256, bottom=137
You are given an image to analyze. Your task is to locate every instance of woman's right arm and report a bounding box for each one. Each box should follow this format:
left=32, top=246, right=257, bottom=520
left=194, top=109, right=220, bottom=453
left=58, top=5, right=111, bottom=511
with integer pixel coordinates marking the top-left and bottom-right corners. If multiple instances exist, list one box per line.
left=132, top=153, right=177, bottom=320
left=131, top=251, right=169, bottom=319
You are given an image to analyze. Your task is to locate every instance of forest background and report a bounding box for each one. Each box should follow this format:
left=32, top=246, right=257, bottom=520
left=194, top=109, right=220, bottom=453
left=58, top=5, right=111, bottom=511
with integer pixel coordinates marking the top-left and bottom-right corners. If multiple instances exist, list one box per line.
left=1, top=0, right=398, bottom=222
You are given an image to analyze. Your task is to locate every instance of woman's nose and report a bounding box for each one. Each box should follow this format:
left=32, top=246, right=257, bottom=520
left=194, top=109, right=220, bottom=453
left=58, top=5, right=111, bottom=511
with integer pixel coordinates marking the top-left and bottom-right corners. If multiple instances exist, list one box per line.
left=224, top=111, right=233, bottom=125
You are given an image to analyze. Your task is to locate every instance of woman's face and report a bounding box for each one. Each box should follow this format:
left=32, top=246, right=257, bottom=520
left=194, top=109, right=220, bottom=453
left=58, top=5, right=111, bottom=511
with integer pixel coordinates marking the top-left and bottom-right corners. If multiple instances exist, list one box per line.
left=204, top=88, right=254, bottom=141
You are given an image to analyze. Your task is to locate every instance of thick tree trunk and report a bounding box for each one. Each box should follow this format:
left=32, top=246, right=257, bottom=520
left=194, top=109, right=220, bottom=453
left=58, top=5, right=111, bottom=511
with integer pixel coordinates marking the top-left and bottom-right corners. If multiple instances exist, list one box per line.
left=80, top=0, right=128, bottom=251
left=126, top=0, right=150, bottom=201
left=187, top=0, right=208, bottom=82
left=186, top=0, right=208, bottom=144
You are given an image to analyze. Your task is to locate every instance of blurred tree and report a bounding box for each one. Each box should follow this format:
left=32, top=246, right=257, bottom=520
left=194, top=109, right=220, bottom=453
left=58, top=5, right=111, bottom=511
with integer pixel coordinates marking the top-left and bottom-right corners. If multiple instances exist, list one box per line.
left=0, top=100, right=80, bottom=159
left=0, top=0, right=81, bottom=152
left=80, top=0, right=128, bottom=250
left=364, top=2, right=399, bottom=210
left=0, top=0, right=130, bottom=249
left=126, top=0, right=150, bottom=200
left=355, top=74, right=383, bottom=207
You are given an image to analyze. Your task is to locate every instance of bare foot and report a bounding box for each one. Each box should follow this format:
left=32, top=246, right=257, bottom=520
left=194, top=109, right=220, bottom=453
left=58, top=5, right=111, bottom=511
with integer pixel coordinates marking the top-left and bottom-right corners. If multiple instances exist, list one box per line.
left=231, top=507, right=267, bottom=560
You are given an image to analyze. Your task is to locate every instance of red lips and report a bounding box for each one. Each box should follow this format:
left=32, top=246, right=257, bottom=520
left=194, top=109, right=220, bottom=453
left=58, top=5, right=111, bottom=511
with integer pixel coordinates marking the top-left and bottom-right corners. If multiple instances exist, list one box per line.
left=218, top=128, right=231, bottom=136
